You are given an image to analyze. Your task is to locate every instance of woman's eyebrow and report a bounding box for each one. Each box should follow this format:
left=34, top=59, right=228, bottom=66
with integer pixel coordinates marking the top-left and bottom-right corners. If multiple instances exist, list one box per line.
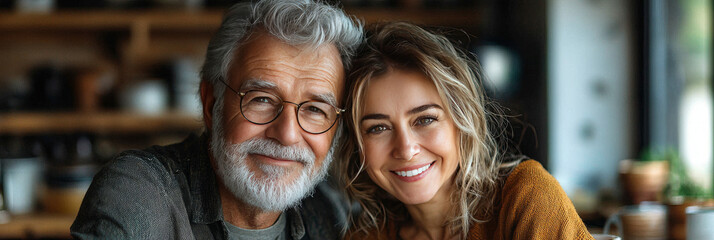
left=407, top=104, right=442, bottom=115
left=360, top=104, right=442, bottom=123
left=361, top=113, right=389, bottom=123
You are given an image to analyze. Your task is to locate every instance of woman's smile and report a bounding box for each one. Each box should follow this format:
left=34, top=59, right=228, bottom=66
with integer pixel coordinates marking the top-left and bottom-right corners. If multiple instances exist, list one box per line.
left=390, top=161, right=436, bottom=181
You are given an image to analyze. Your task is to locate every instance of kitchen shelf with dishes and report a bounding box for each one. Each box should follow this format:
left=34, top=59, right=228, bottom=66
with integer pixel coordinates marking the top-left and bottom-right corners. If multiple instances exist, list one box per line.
left=0, top=7, right=482, bottom=135
left=0, top=6, right=483, bottom=240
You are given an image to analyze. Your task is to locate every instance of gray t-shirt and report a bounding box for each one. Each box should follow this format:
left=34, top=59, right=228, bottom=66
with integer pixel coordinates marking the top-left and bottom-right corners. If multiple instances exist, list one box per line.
left=225, top=213, right=288, bottom=240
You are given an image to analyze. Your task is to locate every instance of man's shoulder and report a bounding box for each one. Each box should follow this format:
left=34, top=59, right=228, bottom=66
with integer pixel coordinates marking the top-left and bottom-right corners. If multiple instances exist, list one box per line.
left=297, top=181, right=350, bottom=238
left=71, top=134, right=204, bottom=239
left=83, top=134, right=203, bottom=200
left=108, top=133, right=202, bottom=175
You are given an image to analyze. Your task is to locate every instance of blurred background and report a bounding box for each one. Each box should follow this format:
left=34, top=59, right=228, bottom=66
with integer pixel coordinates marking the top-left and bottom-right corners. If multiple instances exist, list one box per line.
left=0, top=0, right=712, bottom=239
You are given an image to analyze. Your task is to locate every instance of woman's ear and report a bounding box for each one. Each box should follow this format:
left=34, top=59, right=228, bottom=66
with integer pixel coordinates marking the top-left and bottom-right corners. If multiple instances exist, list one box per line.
left=200, top=80, right=215, bottom=131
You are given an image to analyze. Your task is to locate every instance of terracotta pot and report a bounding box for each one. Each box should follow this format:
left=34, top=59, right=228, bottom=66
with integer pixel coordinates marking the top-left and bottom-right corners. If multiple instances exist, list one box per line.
left=619, top=159, right=669, bottom=204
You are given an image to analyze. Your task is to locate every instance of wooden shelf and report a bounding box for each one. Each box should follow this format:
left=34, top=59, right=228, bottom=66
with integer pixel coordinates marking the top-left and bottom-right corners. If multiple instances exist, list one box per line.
left=0, top=111, right=203, bottom=135
left=0, top=213, right=74, bottom=239
left=347, top=8, right=481, bottom=26
left=0, top=10, right=224, bottom=31
left=0, top=8, right=480, bottom=31
left=0, top=7, right=480, bottom=135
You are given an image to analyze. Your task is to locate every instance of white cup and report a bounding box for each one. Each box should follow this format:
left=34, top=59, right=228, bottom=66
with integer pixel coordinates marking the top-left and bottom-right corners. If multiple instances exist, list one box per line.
left=603, top=203, right=667, bottom=240
left=2, top=157, right=42, bottom=214
left=686, top=206, right=714, bottom=240
left=591, top=233, right=621, bottom=240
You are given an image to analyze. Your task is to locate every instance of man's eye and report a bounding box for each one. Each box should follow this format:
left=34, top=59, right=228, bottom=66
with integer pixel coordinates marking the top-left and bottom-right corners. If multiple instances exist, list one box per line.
left=252, top=97, right=272, bottom=103
left=306, top=106, right=327, bottom=116
left=366, top=125, right=389, bottom=134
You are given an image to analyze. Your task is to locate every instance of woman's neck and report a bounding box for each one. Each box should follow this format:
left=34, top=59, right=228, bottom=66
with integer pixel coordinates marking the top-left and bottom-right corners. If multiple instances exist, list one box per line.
left=400, top=180, right=457, bottom=240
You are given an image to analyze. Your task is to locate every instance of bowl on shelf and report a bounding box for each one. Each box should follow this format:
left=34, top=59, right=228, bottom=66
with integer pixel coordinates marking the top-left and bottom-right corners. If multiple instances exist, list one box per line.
left=120, top=79, right=169, bottom=115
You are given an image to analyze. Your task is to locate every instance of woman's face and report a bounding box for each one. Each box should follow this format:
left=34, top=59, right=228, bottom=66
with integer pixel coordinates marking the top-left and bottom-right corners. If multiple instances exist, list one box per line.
left=359, top=68, right=460, bottom=205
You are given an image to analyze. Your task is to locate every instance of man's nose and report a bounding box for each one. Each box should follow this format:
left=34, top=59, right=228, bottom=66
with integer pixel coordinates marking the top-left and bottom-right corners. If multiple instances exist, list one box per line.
left=391, top=127, right=420, bottom=160
left=265, top=105, right=302, bottom=146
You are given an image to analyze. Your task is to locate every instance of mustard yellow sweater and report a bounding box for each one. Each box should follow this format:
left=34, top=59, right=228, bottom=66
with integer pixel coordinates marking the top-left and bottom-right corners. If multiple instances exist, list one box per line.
left=348, top=160, right=594, bottom=240
left=468, top=160, right=593, bottom=239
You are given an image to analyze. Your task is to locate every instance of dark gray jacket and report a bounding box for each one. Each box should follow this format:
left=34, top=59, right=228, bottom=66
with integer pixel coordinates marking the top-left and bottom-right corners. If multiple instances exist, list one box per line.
left=71, top=134, right=347, bottom=239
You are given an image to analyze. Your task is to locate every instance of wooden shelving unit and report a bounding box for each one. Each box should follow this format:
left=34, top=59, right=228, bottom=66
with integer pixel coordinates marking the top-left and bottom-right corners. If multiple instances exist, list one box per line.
left=0, top=8, right=481, bottom=135
left=348, top=8, right=480, bottom=26
left=0, top=8, right=482, bottom=238
left=0, top=10, right=224, bottom=78
left=0, top=10, right=224, bottom=31
left=0, top=8, right=479, bottom=30
left=0, top=111, right=203, bottom=135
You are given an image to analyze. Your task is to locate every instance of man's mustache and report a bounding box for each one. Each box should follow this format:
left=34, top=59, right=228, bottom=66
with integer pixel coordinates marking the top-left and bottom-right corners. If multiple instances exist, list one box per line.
left=238, top=138, right=316, bottom=165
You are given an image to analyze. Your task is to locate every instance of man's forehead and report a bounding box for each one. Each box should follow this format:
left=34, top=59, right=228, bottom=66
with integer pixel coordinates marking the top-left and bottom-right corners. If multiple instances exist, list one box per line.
left=230, top=32, right=345, bottom=100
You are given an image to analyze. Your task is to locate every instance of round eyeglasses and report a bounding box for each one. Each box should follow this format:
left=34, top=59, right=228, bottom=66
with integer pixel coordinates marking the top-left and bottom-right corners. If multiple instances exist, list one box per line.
left=219, top=79, right=344, bottom=134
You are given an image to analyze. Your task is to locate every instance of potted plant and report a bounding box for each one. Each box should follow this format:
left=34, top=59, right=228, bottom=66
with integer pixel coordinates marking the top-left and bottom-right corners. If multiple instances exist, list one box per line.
left=619, top=149, right=670, bottom=204
left=661, top=149, right=713, bottom=240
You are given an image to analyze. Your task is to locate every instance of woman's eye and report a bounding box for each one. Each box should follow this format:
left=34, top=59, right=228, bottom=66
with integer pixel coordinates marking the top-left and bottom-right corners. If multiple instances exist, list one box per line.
left=366, top=125, right=389, bottom=134
left=415, top=116, right=437, bottom=126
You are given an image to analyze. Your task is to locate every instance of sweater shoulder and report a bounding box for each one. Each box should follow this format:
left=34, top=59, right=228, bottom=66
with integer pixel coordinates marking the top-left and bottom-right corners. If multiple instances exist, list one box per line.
left=501, top=159, right=570, bottom=211
left=496, top=160, right=593, bottom=239
left=504, top=160, right=558, bottom=191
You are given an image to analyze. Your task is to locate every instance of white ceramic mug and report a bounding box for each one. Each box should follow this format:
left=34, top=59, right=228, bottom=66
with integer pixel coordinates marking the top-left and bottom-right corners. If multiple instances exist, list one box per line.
left=686, top=206, right=714, bottom=240
left=603, top=203, right=667, bottom=240
left=2, top=157, right=42, bottom=214
left=591, top=233, right=621, bottom=240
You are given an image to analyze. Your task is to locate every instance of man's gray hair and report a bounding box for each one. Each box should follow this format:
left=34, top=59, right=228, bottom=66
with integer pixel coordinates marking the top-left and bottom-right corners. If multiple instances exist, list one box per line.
left=200, top=0, right=363, bottom=99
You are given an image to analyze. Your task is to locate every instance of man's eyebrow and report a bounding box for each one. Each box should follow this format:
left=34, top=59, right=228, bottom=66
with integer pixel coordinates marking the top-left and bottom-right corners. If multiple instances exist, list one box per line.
left=313, top=93, right=338, bottom=108
left=240, top=78, right=277, bottom=90
left=241, top=78, right=338, bottom=106
left=407, top=104, right=443, bottom=115
left=361, top=113, right=389, bottom=123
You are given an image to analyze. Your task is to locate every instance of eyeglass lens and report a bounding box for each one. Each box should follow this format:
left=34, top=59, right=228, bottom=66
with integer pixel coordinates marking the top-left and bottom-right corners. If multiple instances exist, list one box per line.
left=240, top=90, right=338, bottom=133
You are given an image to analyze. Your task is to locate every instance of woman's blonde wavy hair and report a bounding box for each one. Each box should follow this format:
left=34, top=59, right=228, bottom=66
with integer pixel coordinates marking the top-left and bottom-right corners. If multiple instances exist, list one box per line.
left=336, top=22, right=525, bottom=239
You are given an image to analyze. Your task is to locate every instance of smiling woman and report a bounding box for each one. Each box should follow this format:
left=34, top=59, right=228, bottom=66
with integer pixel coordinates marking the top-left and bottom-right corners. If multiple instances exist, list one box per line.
left=336, top=22, right=594, bottom=240
left=359, top=68, right=460, bottom=206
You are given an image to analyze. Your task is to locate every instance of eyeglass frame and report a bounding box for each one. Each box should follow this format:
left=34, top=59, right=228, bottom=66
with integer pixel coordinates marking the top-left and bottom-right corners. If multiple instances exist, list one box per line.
left=217, top=78, right=345, bottom=134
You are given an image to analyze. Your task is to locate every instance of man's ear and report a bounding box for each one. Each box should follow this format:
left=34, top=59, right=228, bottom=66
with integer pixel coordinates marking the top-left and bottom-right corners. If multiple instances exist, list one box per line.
left=200, top=80, right=215, bottom=131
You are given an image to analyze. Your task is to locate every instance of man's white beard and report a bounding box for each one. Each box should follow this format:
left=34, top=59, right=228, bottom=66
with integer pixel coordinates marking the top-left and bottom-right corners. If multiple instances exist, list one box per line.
left=209, top=97, right=335, bottom=212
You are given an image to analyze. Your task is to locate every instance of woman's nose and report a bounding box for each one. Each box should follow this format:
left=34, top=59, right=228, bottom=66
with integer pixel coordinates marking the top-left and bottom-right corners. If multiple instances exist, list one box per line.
left=391, top=128, right=420, bottom=160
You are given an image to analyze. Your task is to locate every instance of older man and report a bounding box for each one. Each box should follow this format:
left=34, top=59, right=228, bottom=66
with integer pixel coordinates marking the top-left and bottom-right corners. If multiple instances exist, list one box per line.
left=70, top=1, right=363, bottom=239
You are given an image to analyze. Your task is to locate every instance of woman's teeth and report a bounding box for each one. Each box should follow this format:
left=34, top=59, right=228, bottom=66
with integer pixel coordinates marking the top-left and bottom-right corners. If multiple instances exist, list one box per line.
left=395, top=163, right=431, bottom=177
